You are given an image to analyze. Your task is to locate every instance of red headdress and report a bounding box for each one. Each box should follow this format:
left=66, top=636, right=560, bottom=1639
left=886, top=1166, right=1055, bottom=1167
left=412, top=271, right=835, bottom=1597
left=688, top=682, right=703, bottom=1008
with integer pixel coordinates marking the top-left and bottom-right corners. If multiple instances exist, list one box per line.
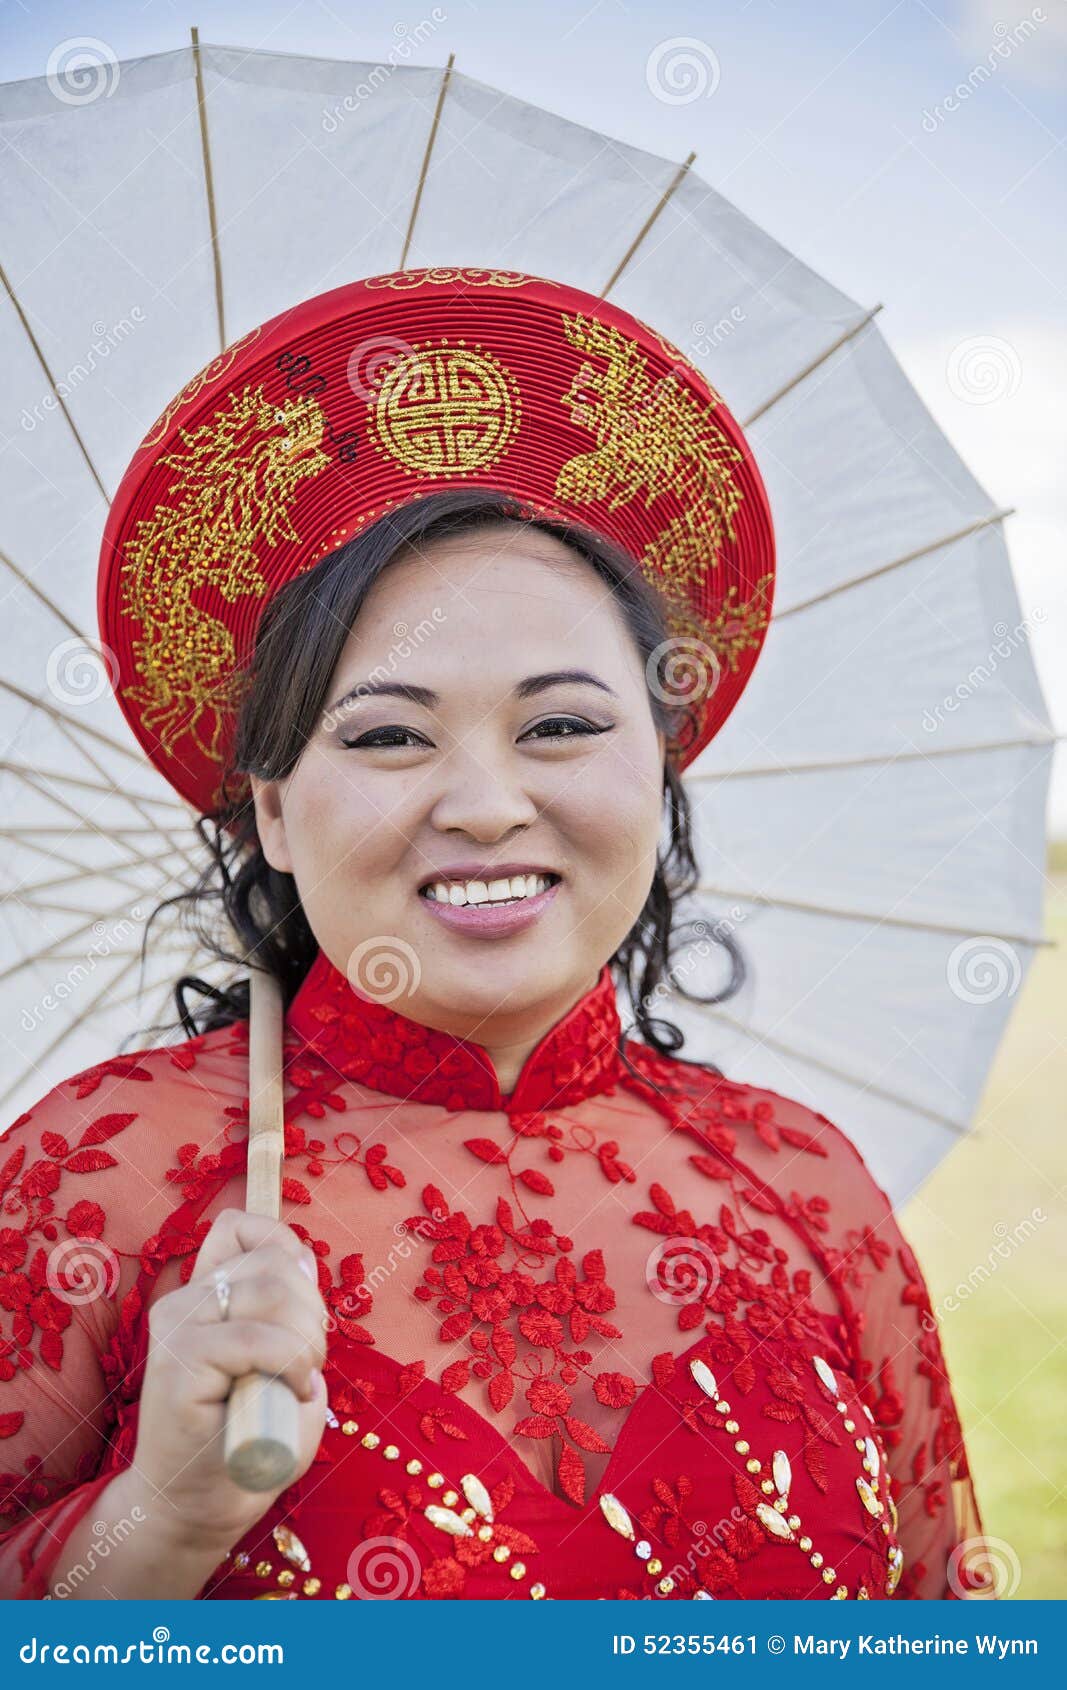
left=98, top=266, right=775, bottom=815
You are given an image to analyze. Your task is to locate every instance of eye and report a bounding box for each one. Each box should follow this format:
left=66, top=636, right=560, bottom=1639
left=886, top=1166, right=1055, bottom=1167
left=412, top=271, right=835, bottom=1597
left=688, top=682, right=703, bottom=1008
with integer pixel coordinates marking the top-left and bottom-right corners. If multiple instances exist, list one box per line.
left=521, top=716, right=612, bottom=741
left=340, top=725, right=431, bottom=749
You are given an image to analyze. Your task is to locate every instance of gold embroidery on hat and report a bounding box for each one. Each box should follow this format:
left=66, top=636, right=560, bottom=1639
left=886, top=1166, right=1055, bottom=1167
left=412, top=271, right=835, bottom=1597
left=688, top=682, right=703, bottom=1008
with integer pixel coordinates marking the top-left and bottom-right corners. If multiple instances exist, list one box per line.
left=554, top=310, right=743, bottom=594
left=653, top=574, right=774, bottom=675
left=641, top=322, right=725, bottom=402
left=372, top=340, right=521, bottom=475
left=120, top=383, right=331, bottom=766
left=138, top=326, right=264, bottom=451
left=364, top=268, right=554, bottom=291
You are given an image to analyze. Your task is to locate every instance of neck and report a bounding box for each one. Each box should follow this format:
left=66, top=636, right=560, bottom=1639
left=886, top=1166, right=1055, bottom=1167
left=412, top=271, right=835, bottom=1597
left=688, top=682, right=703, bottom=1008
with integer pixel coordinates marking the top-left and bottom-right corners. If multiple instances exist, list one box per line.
left=416, top=970, right=605, bottom=1096
left=284, top=950, right=625, bottom=1113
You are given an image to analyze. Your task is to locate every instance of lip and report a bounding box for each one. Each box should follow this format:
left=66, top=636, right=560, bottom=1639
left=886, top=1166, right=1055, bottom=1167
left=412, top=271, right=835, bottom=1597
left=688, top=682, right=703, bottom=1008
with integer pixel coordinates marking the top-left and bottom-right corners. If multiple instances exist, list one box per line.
left=418, top=876, right=562, bottom=938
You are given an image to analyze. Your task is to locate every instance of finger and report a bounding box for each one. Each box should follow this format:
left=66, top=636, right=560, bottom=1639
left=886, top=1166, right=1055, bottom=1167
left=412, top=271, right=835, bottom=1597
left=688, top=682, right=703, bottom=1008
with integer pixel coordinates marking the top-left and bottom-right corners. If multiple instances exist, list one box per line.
left=182, top=1249, right=326, bottom=1330
left=184, top=1319, right=327, bottom=1405
left=189, top=1209, right=316, bottom=1283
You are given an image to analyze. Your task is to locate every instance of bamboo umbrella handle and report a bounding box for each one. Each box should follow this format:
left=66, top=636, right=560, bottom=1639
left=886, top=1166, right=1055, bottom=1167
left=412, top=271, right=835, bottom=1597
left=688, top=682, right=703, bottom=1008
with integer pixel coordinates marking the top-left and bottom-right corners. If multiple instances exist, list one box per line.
left=223, top=966, right=302, bottom=1492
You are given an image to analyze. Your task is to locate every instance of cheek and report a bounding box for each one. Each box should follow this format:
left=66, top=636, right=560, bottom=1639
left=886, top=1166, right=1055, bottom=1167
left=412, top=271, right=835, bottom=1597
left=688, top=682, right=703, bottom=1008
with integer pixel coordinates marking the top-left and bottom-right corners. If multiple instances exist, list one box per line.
left=558, top=741, right=663, bottom=867
left=281, top=758, right=385, bottom=874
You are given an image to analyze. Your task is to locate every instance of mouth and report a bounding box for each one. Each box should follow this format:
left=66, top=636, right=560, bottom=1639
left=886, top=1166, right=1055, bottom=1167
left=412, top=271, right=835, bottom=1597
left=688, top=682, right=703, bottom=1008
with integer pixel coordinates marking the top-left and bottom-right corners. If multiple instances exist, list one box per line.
left=416, top=870, right=564, bottom=940
left=418, top=870, right=562, bottom=909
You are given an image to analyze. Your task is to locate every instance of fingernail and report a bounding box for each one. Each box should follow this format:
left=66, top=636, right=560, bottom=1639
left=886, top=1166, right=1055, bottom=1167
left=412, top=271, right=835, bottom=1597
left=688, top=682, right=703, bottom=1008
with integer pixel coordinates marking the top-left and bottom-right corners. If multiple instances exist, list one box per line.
left=299, top=1257, right=315, bottom=1281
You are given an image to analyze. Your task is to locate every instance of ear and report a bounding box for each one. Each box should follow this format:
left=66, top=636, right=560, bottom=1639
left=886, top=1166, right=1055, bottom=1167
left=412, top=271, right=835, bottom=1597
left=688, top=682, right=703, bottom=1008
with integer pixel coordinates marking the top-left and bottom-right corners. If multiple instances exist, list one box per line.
left=249, top=773, right=294, bottom=874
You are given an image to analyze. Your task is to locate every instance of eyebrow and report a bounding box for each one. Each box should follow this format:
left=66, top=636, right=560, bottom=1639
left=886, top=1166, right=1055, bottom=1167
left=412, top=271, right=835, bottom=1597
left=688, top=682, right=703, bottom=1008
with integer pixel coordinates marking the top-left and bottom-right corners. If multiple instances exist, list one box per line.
left=325, top=668, right=619, bottom=719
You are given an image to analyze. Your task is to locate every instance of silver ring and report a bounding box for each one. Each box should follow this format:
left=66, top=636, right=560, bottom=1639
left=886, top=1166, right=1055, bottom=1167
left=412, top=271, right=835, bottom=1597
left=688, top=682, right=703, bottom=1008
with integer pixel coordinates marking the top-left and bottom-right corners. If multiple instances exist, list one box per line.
left=213, top=1267, right=232, bottom=1322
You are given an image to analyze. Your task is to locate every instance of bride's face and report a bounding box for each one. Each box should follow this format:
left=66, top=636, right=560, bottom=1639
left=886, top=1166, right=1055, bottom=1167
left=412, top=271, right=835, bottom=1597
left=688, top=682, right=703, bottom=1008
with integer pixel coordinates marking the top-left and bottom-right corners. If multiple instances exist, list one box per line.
left=252, top=524, right=667, bottom=1040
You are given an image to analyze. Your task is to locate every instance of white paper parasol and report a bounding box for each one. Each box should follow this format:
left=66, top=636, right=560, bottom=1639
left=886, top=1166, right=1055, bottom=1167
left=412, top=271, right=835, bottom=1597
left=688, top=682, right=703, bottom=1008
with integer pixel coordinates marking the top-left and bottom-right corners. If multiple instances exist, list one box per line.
left=0, top=38, right=1055, bottom=1204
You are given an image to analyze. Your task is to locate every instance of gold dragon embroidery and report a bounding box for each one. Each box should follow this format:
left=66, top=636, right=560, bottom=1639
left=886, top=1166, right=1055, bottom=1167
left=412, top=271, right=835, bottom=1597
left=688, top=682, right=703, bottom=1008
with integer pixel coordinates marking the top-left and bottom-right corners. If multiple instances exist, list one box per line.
left=554, top=310, right=744, bottom=597
left=120, top=384, right=331, bottom=767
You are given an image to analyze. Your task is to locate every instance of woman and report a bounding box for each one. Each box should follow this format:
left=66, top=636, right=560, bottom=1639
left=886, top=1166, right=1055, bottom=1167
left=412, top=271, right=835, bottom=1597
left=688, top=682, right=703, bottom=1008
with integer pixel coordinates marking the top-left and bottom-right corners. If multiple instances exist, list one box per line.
left=0, top=270, right=981, bottom=1600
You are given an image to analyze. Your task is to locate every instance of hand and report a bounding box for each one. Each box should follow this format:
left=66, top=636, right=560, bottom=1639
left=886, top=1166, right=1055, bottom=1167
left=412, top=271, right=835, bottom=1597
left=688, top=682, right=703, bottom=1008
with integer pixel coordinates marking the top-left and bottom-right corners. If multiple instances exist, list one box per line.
left=129, top=1207, right=329, bottom=1554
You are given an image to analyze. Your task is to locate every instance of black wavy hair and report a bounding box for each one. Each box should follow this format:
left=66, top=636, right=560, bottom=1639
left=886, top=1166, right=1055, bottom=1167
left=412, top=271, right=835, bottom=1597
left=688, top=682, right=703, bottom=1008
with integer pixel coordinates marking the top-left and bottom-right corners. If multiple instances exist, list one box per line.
left=141, top=488, right=745, bottom=1064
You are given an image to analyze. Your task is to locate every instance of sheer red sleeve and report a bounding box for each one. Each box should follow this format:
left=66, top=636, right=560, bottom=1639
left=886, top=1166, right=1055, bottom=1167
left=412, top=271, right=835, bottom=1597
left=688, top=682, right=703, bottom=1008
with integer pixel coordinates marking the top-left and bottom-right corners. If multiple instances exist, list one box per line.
left=720, top=1084, right=985, bottom=1598
left=0, top=1035, right=245, bottom=1598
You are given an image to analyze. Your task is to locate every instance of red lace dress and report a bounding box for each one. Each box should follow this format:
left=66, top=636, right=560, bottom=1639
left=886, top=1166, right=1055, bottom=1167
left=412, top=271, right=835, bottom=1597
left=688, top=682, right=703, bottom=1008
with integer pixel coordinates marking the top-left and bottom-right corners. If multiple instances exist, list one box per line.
left=0, top=950, right=982, bottom=1601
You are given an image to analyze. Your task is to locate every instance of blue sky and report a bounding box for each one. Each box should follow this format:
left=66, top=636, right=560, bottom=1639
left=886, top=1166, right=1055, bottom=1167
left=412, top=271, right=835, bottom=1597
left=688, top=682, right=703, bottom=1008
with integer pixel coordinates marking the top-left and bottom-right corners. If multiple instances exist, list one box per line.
left=2, top=0, right=1065, bottom=827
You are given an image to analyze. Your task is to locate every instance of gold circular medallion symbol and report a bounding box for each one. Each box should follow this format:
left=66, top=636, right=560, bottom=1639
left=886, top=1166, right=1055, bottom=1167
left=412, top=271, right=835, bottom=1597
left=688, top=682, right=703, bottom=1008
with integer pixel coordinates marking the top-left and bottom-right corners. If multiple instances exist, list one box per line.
left=373, top=342, right=521, bottom=475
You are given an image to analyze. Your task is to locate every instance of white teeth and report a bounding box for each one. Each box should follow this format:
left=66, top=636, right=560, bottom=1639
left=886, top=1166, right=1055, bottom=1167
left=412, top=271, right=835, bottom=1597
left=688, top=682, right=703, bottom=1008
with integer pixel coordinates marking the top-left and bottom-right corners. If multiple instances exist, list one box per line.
left=424, top=873, right=556, bottom=906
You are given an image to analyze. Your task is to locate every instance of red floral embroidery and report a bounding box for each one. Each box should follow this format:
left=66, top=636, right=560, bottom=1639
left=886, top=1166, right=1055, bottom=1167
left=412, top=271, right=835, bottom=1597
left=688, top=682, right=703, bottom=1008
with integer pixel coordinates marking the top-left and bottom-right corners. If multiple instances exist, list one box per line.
left=0, top=950, right=981, bottom=1600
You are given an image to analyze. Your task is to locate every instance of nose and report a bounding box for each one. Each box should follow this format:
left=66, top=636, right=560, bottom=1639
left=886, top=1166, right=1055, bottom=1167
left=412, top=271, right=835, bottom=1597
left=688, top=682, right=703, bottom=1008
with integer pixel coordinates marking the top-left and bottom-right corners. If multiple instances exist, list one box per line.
left=428, top=743, right=540, bottom=841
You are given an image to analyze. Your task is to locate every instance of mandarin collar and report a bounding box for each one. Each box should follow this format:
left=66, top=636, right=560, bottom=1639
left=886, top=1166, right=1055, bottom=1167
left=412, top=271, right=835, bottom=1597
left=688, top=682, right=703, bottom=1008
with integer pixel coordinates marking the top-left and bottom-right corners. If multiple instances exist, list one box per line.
left=285, top=947, right=624, bottom=1113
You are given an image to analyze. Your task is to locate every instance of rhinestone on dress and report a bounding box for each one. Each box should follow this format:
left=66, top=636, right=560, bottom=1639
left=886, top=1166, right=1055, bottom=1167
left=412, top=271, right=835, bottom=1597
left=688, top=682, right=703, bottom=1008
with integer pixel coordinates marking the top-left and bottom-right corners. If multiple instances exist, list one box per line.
left=772, top=1449, right=792, bottom=1499
left=857, top=1477, right=884, bottom=1518
left=689, top=1358, right=719, bottom=1401
left=756, top=1502, right=795, bottom=1541
left=598, top=1492, right=636, bottom=1541
left=272, top=1523, right=311, bottom=1572
left=461, top=1472, right=494, bottom=1521
left=812, top=1355, right=838, bottom=1394
left=425, top=1504, right=474, bottom=1537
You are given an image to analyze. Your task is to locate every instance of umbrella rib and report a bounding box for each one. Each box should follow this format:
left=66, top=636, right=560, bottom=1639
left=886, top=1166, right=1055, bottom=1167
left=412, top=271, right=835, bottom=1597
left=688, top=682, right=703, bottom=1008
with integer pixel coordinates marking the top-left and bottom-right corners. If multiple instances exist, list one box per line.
left=0, top=947, right=151, bottom=1116
left=0, top=889, right=159, bottom=987
left=1, top=674, right=164, bottom=773
left=741, top=303, right=884, bottom=428
left=693, top=883, right=1051, bottom=948
left=0, top=261, right=110, bottom=505
left=191, top=26, right=226, bottom=350
left=686, top=1002, right=970, bottom=1135
left=91, top=958, right=204, bottom=1031
left=0, top=823, right=179, bottom=838
left=687, top=732, right=1063, bottom=780
left=7, top=840, right=181, bottom=898
left=0, top=760, right=201, bottom=878
left=0, top=546, right=85, bottom=643
left=600, top=150, right=698, bottom=298
left=0, top=757, right=186, bottom=810
left=774, top=510, right=1015, bottom=619
left=11, top=850, right=188, bottom=900
left=0, top=559, right=200, bottom=859
left=43, top=700, right=203, bottom=876
left=399, top=51, right=455, bottom=269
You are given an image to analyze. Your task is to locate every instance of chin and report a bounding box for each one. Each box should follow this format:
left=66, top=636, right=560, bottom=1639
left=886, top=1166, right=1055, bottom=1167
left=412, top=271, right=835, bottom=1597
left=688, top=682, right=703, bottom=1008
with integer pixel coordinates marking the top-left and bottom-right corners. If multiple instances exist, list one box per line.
left=420, top=955, right=564, bottom=1026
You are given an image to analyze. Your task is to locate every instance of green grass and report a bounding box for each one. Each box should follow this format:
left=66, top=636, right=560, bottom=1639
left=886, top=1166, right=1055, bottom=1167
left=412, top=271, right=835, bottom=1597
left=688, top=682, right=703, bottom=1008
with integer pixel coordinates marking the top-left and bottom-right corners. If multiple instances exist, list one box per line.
left=901, top=861, right=1067, bottom=1600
